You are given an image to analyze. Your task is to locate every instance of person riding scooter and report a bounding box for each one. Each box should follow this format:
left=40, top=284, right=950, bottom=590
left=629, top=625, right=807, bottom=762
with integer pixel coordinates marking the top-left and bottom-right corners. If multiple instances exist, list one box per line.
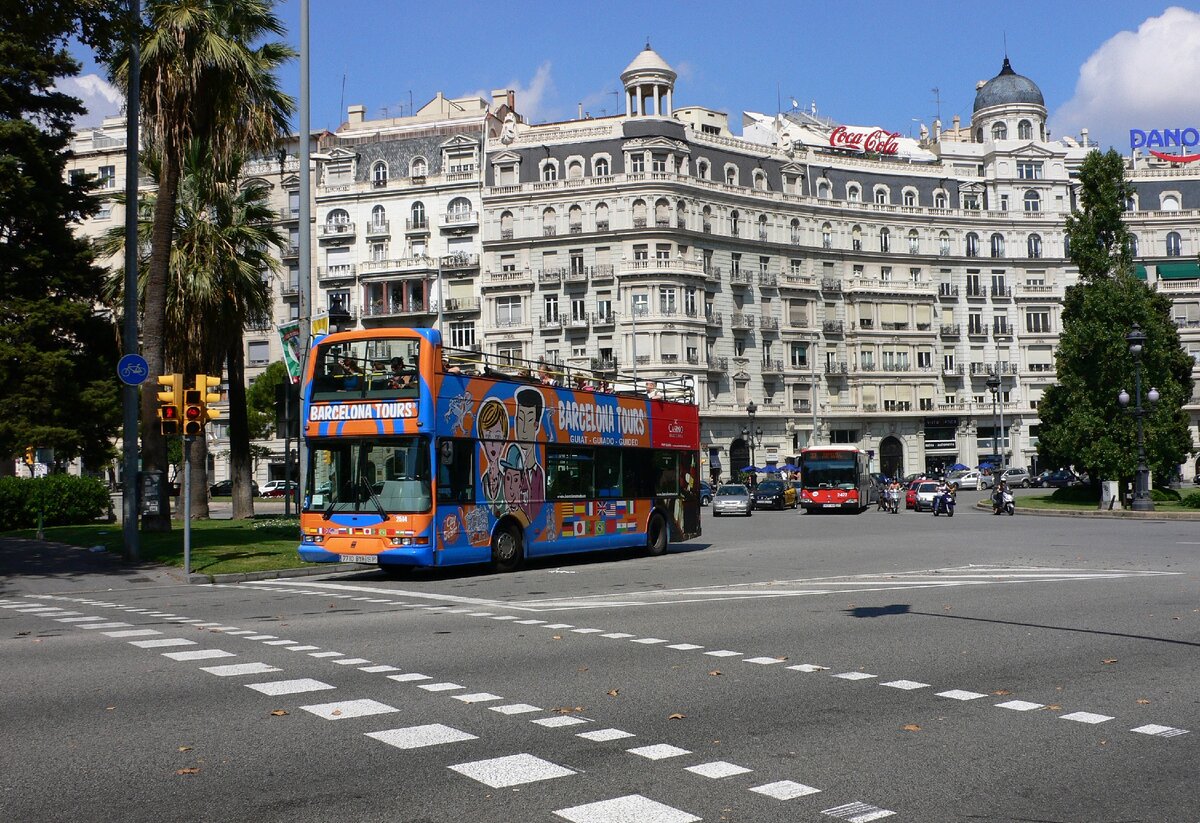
left=992, top=479, right=1015, bottom=516
left=932, top=480, right=955, bottom=516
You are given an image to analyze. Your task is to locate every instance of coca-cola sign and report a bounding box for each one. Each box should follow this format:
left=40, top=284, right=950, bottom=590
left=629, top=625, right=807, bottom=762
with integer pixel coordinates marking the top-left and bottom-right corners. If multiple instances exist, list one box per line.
left=829, top=126, right=901, bottom=156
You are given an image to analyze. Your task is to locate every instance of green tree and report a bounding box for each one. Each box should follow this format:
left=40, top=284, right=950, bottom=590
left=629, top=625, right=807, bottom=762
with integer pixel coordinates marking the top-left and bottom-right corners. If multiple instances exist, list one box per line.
left=108, top=0, right=294, bottom=529
left=1038, top=150, right=1194, bottom=494
left=0, top=2, right=121, bottom=474
left=246, top=360, right=289, bottom=440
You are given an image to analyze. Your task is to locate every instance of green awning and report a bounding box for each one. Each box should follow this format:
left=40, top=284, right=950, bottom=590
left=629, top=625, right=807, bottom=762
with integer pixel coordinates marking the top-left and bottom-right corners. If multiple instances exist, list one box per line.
left=1155, top=261, right=1200, bottom=280
left=1135, top=264, right=1148, bottom=281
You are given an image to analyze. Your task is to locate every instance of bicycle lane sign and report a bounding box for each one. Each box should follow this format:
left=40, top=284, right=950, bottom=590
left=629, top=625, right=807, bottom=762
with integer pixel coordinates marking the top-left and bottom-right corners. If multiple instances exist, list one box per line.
left=118, top=354, right=150, bottom=386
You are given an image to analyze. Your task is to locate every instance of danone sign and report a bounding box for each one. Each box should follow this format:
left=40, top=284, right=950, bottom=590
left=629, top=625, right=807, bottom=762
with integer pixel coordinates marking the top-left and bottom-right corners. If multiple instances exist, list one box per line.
left=1130, top=128, right=1200, bottom=163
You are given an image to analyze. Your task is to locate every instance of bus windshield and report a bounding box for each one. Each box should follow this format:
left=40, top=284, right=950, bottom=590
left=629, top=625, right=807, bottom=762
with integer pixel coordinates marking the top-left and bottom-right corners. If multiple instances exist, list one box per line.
left=311, top=337, right=422, bottom=401
left=305, top=436, right=431, bottom=515
left=800, top=456, right=858, bottom=490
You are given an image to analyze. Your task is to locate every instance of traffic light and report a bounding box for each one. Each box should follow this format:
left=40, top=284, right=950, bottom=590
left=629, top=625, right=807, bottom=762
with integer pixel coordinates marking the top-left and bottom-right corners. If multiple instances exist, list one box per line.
left=156, top=373, right=183, bottom=436
left=198, top=374, right=222, bottom=424
left=24, top=446, right=34, bottom=466
left=183, top=388, right=204, bottom=436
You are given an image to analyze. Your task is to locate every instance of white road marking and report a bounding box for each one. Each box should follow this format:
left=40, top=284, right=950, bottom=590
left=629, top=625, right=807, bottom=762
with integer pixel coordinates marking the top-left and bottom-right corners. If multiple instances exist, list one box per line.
left=388, top=673, right=431, bottom=683
left=366, top=724, right=478, bottom=749
left=299, top=698, right=399, bottom=720
left=490, top=703, right=541, bottom=715
left=832, top=672, right=876, bottom=681
left=309, top=651, right=343, bottom=658
left=751, top=780, right=822, bottom=800
left=56, top=616, right=104, bottom=623
left=627, top=743, right=691, bottom=760
left=667, top=643, right=704, bottom=651
left=572, top=628, right=604, bottom=634
left=631, top=637, right=668, bottom=644
left=554, top=794, right=700, bottom=823
left=1131, top=724, right=1189, bottom=737
left=453, top=692, right=504, bottom=703
left=744, top=657, right=786, bottom=665
left=332, top=658, right=372, bottom=665
left=245, top=635, right=276, bottom=640
left=261, top=640, right=297, bottom=646
left=996, top=700, right=1044, bottom=712
left=822, top=800, right=896, bottom=821
left=516, top=619, right=546, bottom=625
left=704, top=650, right=741, bottom=658
left=418, top=682, right=464, bottom=692
left=245, top=678, right=336, bottom=696
left=285, top=645, right=321, bottom=652
left=544, top=623, right=574, bottom=629
left=880, top=680, right=929, bottom=690
left=685, top=760, right=752, bottom=779
left=936, top=689, right=989, bottom=701
left=163, top=649, right=236, bottom=661
left=1060, top=711, right=1114, bottom=724
left=201, top=662, right=282, bottom=677
left=489, top=615, right=519, bottom=621
left=359, top=665, right=400, bottom=673
left=532, top=715, right=590, bottom=728
left=577, top=728, right=635, bottom=742
left=222, top=630, right=258, bottom=636
left=79, top=622, right=131, bottom=630
left=449, top=753, right=576, bottom=788
left=788, top=664, right=830, bottom=672
left=466, top=612, right=494, bottom=617
left=103, top=629, right=162, bottom=638
left=601, top=633, right=635, bottom=639
left=129, top=638, right=196, bottom=649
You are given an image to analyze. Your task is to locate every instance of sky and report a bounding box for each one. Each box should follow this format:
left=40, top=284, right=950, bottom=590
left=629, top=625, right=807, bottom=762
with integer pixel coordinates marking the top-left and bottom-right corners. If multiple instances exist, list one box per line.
left=65, top=1, right=1200, bottom=153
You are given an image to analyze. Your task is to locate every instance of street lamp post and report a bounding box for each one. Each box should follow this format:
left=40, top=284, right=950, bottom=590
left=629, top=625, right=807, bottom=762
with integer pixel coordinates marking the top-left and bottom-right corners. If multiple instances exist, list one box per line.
left=986, top=373, right=1005, bottom=471
left=741, top=401, right=764, bottom=476
left=1118, top=323, right=1160, bottom=512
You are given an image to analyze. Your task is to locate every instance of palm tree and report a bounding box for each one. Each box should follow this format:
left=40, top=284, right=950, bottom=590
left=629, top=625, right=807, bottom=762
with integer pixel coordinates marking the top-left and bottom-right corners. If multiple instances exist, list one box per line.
left=99, top=143, right=283, bottom=520
left=109, top=0, right=294, bottom=530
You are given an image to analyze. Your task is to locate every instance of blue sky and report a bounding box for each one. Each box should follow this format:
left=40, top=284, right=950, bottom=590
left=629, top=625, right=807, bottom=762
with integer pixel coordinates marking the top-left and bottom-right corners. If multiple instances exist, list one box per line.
left=68, top=2, right=1200, bottom=151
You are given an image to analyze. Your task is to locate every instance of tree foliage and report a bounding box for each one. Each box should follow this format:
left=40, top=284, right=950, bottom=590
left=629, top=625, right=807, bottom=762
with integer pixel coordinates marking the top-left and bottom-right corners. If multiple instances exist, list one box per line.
left=0, top=2, right=121, bottom=471
left=1038, top=150, right=1195, bottom=485
left=246, top=360, right=289, bottom=440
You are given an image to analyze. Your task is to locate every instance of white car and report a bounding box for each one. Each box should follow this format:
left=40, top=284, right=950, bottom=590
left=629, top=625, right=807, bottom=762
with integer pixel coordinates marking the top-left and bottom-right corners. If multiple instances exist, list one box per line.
left=946, top=470, right=993, bottom=491
left=260, top=480, right=298, bottom=498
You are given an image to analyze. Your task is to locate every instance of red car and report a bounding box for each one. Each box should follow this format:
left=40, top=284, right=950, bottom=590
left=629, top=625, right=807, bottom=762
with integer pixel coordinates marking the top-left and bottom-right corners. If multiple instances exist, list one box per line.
left=905, top=478, right=929, bottom=509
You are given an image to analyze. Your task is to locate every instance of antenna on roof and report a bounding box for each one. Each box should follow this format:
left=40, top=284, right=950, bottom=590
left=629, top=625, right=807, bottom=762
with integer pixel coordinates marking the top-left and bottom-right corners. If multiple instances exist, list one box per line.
left=931, top=87, right=942, bottom=122
left=1003, top=31, right=1008, bottom=58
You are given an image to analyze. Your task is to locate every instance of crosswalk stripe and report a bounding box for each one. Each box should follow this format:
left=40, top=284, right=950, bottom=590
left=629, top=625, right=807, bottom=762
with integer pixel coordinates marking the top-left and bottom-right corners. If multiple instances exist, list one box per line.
left=200, top=662, right=282, bottom=677
left=245, top=678, right=336, bottom=696
left=299, top=698, right=399, bottom=720
left=448, top=753, right=575, bottom=788
left=366, top=724, right=478, bottom=749
left=554, top=794, right=700, bottom=823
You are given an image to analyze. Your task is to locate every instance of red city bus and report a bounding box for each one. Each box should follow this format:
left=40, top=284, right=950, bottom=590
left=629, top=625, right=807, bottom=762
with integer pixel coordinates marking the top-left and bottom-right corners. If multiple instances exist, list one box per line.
left=797, top=445, right=878, bottom=512
left=297, top=327, right=701, bottom=573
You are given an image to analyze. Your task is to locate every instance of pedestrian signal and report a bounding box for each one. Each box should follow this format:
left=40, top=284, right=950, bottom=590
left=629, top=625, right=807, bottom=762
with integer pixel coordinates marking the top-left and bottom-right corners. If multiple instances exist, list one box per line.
left=156, top=373, right=183, bottom=436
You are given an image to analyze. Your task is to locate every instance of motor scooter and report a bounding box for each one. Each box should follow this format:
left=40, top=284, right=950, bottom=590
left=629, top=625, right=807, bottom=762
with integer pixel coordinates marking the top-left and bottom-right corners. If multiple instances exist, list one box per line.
left=931, top=489, right=955, bottom=517
left=992, top=488, right=1015, bottom=516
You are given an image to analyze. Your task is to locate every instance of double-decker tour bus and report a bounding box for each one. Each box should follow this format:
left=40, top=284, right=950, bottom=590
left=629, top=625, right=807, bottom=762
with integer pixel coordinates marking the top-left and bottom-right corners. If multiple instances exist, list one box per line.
left=297, top=328, right=701, bottom=573
left=797, top=445, right=878, bottom=512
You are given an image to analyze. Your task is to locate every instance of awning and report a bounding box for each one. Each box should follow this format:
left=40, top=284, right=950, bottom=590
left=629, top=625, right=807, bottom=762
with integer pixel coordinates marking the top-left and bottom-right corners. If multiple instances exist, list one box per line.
left=1157, top=261, right=1200, bottom=280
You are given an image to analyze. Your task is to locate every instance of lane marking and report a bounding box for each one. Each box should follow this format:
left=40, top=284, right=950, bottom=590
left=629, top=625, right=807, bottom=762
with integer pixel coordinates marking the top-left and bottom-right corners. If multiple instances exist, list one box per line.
left=685, top=760, right=752, bottom=779
left=245, top=678, right=336, bottom=696
left=201, top=662, right=282, bottom=677
left=577, top=728, right=635, bottom=742
left=705, top=650, right=741, bottom=658
left=667, top=643, right=704, bottom=651
left=996, top=700, right=1044, bottom=712
left=532, top=715, right=590, bottom=728
left=299, top=698, right=399, bottom=721
left=366, top=724, right=478, bottom=750
left=745, top=657, right=786, bottom=665
left=627, top=744, right=691, bottom=760
left=332, top=658, right=372, bottom=666
left=388, top=673, right=431, bottom=683
left=1131, top=724, right=1189, bottom=738
left=129, top=638, right=196, bottom=649
left=103, top=629, right=162, bottom=638
left=1060, top=711, right=1114, bottom=724
left=79, top=622, right=131, bottom=630
left=491, top=703, right=541, bottom=715
left=832, top=672, right=876, bottom=681
left=448, top=753, right=576, bottom=788
left=822, top=800, right=896, bottom=821
left=163, top=649, right=235, bottom=661
left=751, top=780, right=822, bottom=800
left=418, top=682, right=464, bottom=692
left=360, top=665, right=400, bottom=673
left=554, top=795, right=699, bottom=823
left=788, top=664, right=830, bottom=672
left=453, top=692, right=504, bottom=704
left=936, top=689, right=989, bottom=701
left=880, top=680, right=929, bottom=690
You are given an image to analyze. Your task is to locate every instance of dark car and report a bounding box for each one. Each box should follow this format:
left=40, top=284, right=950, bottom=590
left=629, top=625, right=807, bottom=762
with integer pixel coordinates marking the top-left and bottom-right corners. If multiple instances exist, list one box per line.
left=1029, top=470, right=1053, bottom=488
left=209, top=479, right=261, bottom=497
left=753, top=479, right=797, bottom=510
left=1044, top=469, right=1081, bottom=488
left=699, top=482, right=713, bottom=506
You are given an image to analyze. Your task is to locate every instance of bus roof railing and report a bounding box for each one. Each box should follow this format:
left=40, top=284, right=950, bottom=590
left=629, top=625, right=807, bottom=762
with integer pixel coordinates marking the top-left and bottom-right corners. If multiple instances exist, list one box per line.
left=440, top=346, right=695, bottom=405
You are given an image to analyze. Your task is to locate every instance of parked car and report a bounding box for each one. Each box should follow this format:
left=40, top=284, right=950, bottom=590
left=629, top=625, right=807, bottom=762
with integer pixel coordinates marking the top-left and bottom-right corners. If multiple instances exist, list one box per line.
left=1044, top=469, right=1081, bottom=488
left=913, top=481, right=941, bottom=512
left=999, top=467, right=1031, bottom=488
left=712, top=483, right=752, bottom=517
left=699, top=481, right=713, bottom=506
left=946, top=469, right=992, bottom=491
left=209, top=479, right=260, bottom=497
left=260, top=480, right=298, bottom=498
left=905, top=478, right=929, bottom=510
left=753, top=479, right=797, bottom=510
left=1030, top=469, right=1054, bottom=488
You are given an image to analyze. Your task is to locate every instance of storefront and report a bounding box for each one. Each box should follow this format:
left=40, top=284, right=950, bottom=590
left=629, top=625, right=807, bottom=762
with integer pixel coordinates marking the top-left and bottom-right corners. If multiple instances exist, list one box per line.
left=923, top=416, right=958, bottom=477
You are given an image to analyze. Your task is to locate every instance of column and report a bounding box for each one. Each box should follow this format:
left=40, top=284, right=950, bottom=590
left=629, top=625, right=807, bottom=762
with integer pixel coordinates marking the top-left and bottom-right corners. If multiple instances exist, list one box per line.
left=653, top=85, right=661, bottom=116
left=626, top=90, right=633, bottom=117
left=665, top=88, right=672, bottom=116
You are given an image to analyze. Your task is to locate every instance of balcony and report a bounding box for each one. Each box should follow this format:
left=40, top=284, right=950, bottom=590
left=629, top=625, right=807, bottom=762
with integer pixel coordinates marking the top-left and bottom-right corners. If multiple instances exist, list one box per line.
left=482, top=268, right=534, bottom=287
left=759, top=316, right=780, bottom=333
left=761, top=359, right=785, bottom=376
left=500, top=228, right=513, bottom=240
left=591, top=264, right=615, bottom=281
left=939, top=324, right=961, bottom=337
left=702, top=221, right=712, bottom=233
left=620, top=258, right=706, bottom=277
left=442, top=297, right=481, bottom=314
left=442, top=210, right=478, bottom=229
left=705, top=312, right=722, bottom=328
left=943, top=364, right=965, bottom=376
left=565, top=315, right=590, bottom=331
left=364, top=220, right=390, bottom=238
left=591, top=357, right=617, bottom=372
left=540, top=316, right=563, bottom=332
left=706, top=356, right=728, bottom=373
left=543, top=225, right=557, bottom=237
left=729, top=269, right=753, bottom=287
left=993, top=325, right=1014, bottom=339
left=823, top=320, right=844, bottom=334
left=781, top=273, right=818, bottom=289
left=317, top=264, right=356, bottom=282
left=965, top=286, right=987, bottom=299
left=825, top=360, right=849, bottom=374
left=537, top=268, right=563, bottom=284
left=405, top=218, right=429, bottom=234
left=280, top=244, right=300, bottom=259
left=967, top=324, right=988, bottom=338
left=596, top=220, right=609, bottom=232
left=1014, top=283, right=1058, bottom=299
left=792, top=399, right=812, bottom=413
left=592, top=311, right=617, bottom=327
left=318, top=222, right=355, bottom=240
left=569, top=222, right=583, bottom=234
left=359, top=257, right=436, bottom=277
left=820, top=278, right=842, bottom=292
left=362, top=300, right=434, bottom=319
left=441, top=253, right=479, bottom=270
left=758, top=272, right=778, bottom=288
left=731, top=312, right=755, bottom=330
left=564, top=267, right=589, bottom=284
left=280, top=282, right=300, bottom=297
left=991, top=286, right=1012, bottom=300
left=938, top=284, right=959, bottom=299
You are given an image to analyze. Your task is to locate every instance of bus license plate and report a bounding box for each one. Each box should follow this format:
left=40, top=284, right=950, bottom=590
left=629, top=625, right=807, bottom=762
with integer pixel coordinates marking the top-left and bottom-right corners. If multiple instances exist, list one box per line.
left=340, top=554, right=377, bottom=564
left=822, top=503, right=840, bottom=508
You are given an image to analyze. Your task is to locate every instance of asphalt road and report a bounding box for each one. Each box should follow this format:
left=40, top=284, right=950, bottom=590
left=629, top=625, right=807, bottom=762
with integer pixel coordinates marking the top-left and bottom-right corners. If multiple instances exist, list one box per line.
left=2, top=491, right=1197, bottom=822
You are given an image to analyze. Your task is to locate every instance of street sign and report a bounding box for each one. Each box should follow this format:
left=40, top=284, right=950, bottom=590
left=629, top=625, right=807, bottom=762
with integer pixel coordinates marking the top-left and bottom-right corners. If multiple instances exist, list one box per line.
left=118, top=354, right=150, bottom=386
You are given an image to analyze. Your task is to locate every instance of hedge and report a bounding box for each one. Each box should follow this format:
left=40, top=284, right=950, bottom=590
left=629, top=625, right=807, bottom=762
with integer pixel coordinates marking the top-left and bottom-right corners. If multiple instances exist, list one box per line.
left=0, top=475, right=112, bottom=531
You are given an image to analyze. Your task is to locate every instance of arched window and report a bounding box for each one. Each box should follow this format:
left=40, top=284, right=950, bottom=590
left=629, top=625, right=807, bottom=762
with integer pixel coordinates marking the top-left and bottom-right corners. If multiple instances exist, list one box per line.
left=1162, top=194, right=1181, bottom=211
left=975, top=128, right=983, bottom=143
left=632, top=199, right=647, bottom=226
left=757, top=214, right=768, bottom=239
left=938, top=231, right=951, bottom=256
left=696, top=160, right=709, bottom=179
left=566, top=159, right=583, bottom=180
left=821, top=222, right=832, bottom=249
left=907, top=229, right=919, bottom=254
left=1018, top=120, right=1033, bottom=140
left=1064, top=235, right=1071, bottom=258
left=1023, top=190, right=1041, bottom=213
left=879, top=227, right=891, bottom=252
left=448, top=197, right=472, bottom=219
left=541, top=162, right=557, bottom=182
left=851, top=225, right=862, bottom=251
left=874, top=186, right=889, bottom=205
left=595, top=202, right=609, bottom=229
left=701, top=204, right=712, bottom=232
left=965, top=232, right=979, bottom=258
left=569, top=204, right=583, bottom=232
left=1167, top=231, right=1182, bottom=257
left=990, top=233, right=1005, bottom=258
left=991, top=122, right=1007, bottom=140
left=1127, top=234, right=1139, bottom=257
left=903, top=189, right=917, bottom=207
left=730, top=210, right=740, bottom=236
left=1124, top=195, right=1137, bottom=212
left=934, top=191, right=947, bottom=209
left=542, top=207, right=557, bottom=235
left=370, top=204, right=386, bottom=228
left=847, top=183, right=861, bottom=202
left=594, top=157, right=610, bottom=176
left=817, top=181, right=831, bottom=199
left=753, top=170, right=768, bottom=191
left=326, top=208, right=350, bottom=226
left=655, top=198, right=671, bottom=226
left=790, top=218, right=801, bottom=243
left=372, top=161, right=388, bottom=186
left=410, top=157, right=427, bottom=177
left=410, top=201, right=426, bottom=228
left=725, top=165, right=738, bottom=186
left=500, top=210, right=514, bottom=237
left=1027, top=234, right=1042, bottom=259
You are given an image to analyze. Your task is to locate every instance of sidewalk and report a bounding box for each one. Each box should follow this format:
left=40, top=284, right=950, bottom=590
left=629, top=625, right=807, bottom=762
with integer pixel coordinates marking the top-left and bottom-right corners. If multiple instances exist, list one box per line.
left=0, top=536, right=187, bottom=596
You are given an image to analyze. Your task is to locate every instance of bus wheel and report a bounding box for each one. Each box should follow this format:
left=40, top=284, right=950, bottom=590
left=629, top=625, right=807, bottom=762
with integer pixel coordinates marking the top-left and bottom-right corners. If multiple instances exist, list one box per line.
left=490, top=525, right=523, bottom=573
left=645, top=513, right=668, bottom=556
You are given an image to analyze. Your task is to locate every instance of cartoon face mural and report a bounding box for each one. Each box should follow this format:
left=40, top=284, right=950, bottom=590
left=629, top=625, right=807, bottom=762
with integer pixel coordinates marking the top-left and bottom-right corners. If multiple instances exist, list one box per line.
left=513, top=387, right=546, bottom=510
left=478, top=398, right=509, bottom=512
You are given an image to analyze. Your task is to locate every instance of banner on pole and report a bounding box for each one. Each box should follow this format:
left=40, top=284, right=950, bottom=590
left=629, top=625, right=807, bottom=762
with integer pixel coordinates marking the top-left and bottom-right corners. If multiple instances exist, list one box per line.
left=277, top=320, right=302, bottom=384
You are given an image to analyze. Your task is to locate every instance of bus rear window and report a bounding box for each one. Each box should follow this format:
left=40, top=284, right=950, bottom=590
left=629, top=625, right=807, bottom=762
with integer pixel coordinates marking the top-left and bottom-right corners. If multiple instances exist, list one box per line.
left=312, top=337, right=422, bottom=401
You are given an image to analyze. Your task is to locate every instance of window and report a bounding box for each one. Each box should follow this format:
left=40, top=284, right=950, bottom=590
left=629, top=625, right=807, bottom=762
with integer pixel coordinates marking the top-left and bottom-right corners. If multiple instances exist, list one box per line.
left=1026, top=309, right=1051, bottom=333
left=448, top=197, right=472, bottom=220
left=546, top=448, right=594, bottom=500
left=991, top=272, right=1007, bottom=296
left=410, top=202, right=426, bottom=227
left=907, top=230, right=919, bottom=254
left=410, top=157, right=427, bottom=177
left=1018, top=120, right=1033, bottom=140
left=991, top=122, right=1007, bottom=140
left=879, top=228, right=891, bottom=252
left=97, top=165, right=116, bottom=189
left=962, top=193, right=981, bottom=211
left=659, top=287, right=677, bottom=315
left=1167, top=232, right=1182, bottom=257
left=990, top=233, right=1005, bottom=258
left=966, top=271, right=983, bottom=296
left=1027, top=234, right=1042, bottom=258
left=725, top=165, right=738, bottom=186
left=968, top=313, right=983, bottom=335
left=817, top=181, right=831, bottom=199
left=874, top=186, right=889, bottom=205
left=567, top=159, right=583, bottom=179
left=917, top=350, right=932, bottom=369
left=436, top=439, right=475, bottom=503
left=543, top=294, right=559, bottom=322
left=790, top=342, right=808, bottom=368
left=851, top=225, right=862, bottom=251
left=903, top=189, right=917, bottom=207
left=753, top=170, right=768, bottom=191
left=934, top=191, right=947, bottom=209
left=1161, top=194, right=1180, bottom=212
left=631, top=292, right=648, bottom=317
left=1017, top=161, right=1043, bottom=179
left=571, top=299, right=587, bottom=322
left=372, top=161, right=388, bottom=186
left=594, top=157, right=609, bottom=176
left=541, top=162, right=557, bottom=182
left=248, top=340, right=270, bottom=366
left=630, top=154, right=645, bottom=174
left=847, top=183, right=861, bottom=202
left=1023, top=190, right=1041, bottom=212
left=822, top=223, right=832, bottom=249
left=496, top=295, right=523, bottom=326
left=939, top=232, right=951, bottom=256
left=326, top=208, right=350, bottom=226
left=684, top=287, right=697, bottom=316
left=881, top=266, right=893, bottom=282
left=696, top=160, right=709, bottom=179
left=448, top=321, right=475, bottom=348
left=730, top=210, right=740, bottom=236
left=965, top=232, right=979, bottom=257
left=1127, top=234, right=1139, bottom=257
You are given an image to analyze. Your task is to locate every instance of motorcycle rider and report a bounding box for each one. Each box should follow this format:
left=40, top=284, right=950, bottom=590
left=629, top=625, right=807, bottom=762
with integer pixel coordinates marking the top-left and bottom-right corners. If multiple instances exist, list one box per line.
left=933, top=479, right=953, bottom=515
left=992, top=479, right=1014, bottom=515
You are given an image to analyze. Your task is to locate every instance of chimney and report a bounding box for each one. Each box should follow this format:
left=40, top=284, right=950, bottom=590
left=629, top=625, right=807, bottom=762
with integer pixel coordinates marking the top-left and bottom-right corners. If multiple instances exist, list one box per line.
left=952, top=114, right=961, bottom=135
left=933, top=118, right=942, bottom=142
left=491, top=88, right=516, bottom=114
left=347, top=104, right=366, bottom=125
left=1080, top=127, right=1089, bottom=147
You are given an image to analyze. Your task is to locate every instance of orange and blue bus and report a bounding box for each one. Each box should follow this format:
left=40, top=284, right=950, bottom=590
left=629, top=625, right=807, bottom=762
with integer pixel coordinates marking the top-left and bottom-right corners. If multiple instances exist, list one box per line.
left=797, top=445, right=878, bottom=512
left=298, top=328, right=701, bottom=573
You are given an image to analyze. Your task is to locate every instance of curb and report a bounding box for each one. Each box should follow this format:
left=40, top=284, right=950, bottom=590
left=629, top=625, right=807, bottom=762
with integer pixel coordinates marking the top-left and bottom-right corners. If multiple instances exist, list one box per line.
left=972, top=501, right=1200, bottom=521
left=186, top=562, right=371, bottom=585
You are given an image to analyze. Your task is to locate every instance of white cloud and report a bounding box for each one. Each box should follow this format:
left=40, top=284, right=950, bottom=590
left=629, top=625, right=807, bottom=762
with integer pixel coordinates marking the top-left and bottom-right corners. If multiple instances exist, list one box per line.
left=1053, top=7, right=1200, bottom=150
left=508, top=62, right=555, bottom=123
left=55, top=73, right=125, bottom=127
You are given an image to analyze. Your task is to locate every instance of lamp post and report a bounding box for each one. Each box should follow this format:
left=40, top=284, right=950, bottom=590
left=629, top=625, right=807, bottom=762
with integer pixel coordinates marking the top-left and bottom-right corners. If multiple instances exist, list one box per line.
left=741, top=401, right=764, bottom=476
left=1118, top=323, right=1160, bottom=512
left=986, top=372, right=1005, bottom=471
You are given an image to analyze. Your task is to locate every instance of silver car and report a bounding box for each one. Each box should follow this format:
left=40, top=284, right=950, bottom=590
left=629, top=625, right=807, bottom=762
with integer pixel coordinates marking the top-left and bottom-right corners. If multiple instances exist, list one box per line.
left=712, top=483, right=752, bottom=517
left=999, top=467, right=1031, bottom=488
